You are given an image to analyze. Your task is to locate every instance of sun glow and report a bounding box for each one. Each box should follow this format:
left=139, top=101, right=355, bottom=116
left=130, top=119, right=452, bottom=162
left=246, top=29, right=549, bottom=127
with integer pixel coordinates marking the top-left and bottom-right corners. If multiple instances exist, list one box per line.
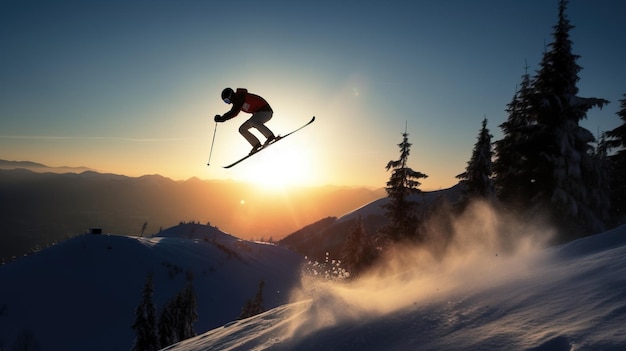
left=238, top=143, right=315, bottom=191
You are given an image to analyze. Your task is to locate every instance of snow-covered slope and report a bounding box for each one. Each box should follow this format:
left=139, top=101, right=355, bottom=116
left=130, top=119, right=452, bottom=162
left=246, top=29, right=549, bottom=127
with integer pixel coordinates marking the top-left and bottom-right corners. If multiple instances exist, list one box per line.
left=336, top=184, right=463, bottom=223
left=164, top=222, right=626, bottom=351
left=0, top=224, right=303, bottom=351
left=279, top=185, right=465, bottom=262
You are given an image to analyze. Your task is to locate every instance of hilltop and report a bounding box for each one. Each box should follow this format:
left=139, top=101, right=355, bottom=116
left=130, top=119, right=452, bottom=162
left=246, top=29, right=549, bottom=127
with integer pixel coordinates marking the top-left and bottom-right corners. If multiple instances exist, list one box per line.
left=0, top=223, right=303, bottom=350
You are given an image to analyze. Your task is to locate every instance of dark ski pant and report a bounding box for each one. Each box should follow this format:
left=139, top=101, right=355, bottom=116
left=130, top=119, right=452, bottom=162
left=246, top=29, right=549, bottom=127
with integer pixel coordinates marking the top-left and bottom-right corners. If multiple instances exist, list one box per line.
left=239, top=111, right=274, bottom=147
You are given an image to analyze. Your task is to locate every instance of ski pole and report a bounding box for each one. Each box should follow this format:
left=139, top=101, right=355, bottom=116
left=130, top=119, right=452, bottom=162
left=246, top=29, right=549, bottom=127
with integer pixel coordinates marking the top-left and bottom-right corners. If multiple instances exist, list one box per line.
left=207, top=122, right=218, bottom=166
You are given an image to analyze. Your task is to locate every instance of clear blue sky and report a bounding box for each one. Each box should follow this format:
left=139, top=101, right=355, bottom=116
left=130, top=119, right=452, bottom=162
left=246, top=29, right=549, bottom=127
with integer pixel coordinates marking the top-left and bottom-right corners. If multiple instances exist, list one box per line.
left=1, top=0, right=625, bottom=190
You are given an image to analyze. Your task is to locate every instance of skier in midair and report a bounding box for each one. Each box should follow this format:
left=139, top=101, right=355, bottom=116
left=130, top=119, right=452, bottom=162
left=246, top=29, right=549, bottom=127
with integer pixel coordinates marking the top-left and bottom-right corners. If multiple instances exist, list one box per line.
left=215, top=88, right=276, bottom=155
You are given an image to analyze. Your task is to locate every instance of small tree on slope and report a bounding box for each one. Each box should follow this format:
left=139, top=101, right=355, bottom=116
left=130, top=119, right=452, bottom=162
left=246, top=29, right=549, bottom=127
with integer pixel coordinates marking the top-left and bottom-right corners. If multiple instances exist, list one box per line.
left=158, top=275, right=198, bottom=347
left=131, top=274, right=159, bottom=351
left=341, top=215, right=377, bottom=278
left=240, top=280, right=265, bottom=319
left=157, top=298, right=177, bottom=348
left=176, top=279, right=198, bottom=341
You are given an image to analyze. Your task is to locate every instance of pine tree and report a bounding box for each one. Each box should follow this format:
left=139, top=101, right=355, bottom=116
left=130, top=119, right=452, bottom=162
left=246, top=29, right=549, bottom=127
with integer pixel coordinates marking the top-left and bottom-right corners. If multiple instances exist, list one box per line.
left=379, top=128, right=428, bottom=243
left=239, top=280, right=265, bottom=319
left=456, top=117, right=495, bottom=206
left=341, top=215, right=377, bottom=278
left=131, top=274, right=159, bottom=351
left=493, top=66, right=536, bottom=207
left=176, top=279, right=198, bottom=340
left=522, top=0, right=609, bottom=237
left=604, top=94, right=626, bottom=223
left=157, top=299, right=177, bottom=348
left=157, top=276, right=198, bottom=348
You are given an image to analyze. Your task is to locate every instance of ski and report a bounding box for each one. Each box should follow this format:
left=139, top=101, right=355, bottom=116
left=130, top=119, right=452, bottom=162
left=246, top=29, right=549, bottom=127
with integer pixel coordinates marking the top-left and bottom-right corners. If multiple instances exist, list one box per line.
left=221, top=116, right=315, bottom=169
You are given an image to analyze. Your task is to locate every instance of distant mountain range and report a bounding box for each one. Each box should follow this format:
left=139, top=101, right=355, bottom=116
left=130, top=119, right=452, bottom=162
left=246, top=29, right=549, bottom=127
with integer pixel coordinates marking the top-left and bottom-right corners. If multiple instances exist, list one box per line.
left=0, top=159, right=93, bottom=173
left=0, top=161, right=386, bottom=261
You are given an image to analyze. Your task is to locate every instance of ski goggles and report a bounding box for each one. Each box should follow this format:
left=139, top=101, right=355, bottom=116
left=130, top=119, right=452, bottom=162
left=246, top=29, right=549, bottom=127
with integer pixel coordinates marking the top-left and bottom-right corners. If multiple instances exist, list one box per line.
left=223, top=98, right=231, bottom=104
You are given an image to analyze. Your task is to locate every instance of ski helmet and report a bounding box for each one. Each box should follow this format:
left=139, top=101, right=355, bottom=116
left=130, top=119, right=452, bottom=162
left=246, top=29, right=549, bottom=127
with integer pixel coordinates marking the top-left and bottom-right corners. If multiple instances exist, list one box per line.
left=221, top=88, right=234, bottom=104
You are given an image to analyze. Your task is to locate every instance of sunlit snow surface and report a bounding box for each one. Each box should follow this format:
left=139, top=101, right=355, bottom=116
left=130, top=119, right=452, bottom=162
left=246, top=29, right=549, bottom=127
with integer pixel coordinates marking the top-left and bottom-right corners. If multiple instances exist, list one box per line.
left=164, top=223, right=626, bottom=351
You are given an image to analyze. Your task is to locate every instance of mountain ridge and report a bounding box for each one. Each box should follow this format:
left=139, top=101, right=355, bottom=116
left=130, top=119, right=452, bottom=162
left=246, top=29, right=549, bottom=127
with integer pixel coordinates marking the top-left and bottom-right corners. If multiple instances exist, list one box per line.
left=0, top=159, right=94, bottom=173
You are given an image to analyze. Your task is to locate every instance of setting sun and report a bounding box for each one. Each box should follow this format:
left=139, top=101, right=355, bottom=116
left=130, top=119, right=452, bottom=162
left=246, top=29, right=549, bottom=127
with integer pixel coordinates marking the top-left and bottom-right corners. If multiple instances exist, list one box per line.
left=237, top=144, right=315, bottom=190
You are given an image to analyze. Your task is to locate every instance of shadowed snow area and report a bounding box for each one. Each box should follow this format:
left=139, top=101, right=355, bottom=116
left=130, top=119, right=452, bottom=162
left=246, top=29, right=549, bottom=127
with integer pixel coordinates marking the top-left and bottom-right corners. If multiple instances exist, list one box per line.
left=0, top=223, right=303, bottom=351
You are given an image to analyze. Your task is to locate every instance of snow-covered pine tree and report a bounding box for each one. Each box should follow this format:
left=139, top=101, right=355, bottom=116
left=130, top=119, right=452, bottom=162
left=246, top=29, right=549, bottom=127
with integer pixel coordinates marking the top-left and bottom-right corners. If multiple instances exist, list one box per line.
left=131, top=274, right=159, bottom=351
left=341, top=215, right=377, bottom=278
left=239, top=280, right=265, bottom=319
left=176, top=279, right=198, bottom=340
left=157, top=278, right=198, bottom=348
left=379, top=128, right=428, bottom=243
left=456, top=117, right=495, bottom=206
left=604, top=94, right=626, bottom=223
left=493, top=66, right=536, bottom=207
left=523, top=0, right=609, bottom=237
left=157, top=298, right=177, bottom=348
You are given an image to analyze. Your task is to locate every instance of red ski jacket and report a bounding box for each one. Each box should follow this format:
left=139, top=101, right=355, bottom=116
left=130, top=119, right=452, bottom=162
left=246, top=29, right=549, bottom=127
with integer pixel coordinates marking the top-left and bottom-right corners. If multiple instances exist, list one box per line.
left=222, top=88, right=272, bottom=120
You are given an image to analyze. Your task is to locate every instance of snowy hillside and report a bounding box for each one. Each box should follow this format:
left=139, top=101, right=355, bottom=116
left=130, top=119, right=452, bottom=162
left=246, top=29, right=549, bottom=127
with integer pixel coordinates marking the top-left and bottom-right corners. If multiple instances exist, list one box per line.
left=164, top=215, right=626, bottom=350
left=0, top=224, right=303, bottom=351
left=280, top=185, right=464, bottom=262
left=337, top=184, right=464, bottom=223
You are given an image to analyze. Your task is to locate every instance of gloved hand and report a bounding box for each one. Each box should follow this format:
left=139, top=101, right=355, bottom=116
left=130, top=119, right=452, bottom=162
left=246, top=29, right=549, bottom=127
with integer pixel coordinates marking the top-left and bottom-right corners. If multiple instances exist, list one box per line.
left=214, top=115, right=226, bottom=122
